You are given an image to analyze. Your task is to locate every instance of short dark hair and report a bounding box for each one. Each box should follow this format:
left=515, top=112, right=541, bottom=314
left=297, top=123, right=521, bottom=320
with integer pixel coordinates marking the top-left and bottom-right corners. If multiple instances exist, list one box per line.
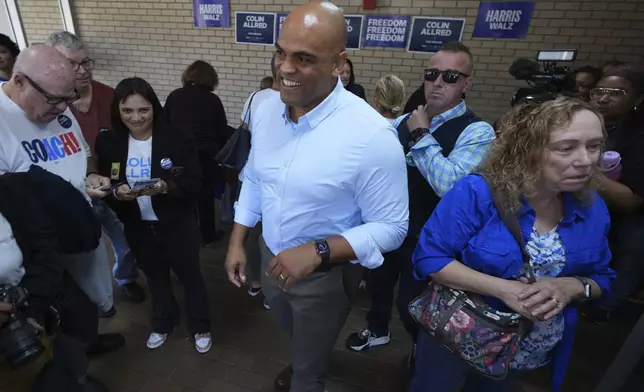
left=438, top=41, right=474, bottom=74
left=0, top=34, right=20, bottom=58
left=181, top=60, right=218, bottom=90
left=110, top=77, right=165, bottom=135
left=260, top=76, right=273, bottom=90
left=603, top=64, right=644, bottom=97
left=576, top=65, right=602, bottom=82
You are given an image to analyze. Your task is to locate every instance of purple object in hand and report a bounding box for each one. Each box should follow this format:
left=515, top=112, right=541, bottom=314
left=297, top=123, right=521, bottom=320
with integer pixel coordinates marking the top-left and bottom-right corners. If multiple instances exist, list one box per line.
left=601, top=151, right=622, bottom=181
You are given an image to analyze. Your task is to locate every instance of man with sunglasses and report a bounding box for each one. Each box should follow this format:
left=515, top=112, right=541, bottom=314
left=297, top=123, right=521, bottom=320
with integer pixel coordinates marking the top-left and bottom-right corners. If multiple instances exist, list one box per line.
left=0, top=44, right=125, bottom=358
left=345, top=41, right=494, bottom=364
left=46, top=31, right=146, bottom=306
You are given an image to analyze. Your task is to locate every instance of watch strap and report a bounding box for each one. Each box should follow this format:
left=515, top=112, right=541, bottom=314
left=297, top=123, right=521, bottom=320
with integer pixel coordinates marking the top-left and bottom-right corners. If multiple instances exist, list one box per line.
left=573, top=276, right=591, bottom=298
left=411, top=127, right=429, bottom=141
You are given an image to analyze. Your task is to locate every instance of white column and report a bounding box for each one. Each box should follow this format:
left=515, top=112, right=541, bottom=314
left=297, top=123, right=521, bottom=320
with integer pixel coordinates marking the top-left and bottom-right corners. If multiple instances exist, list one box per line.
left=58, top=0, right=76, bottom=34
left=3, top=0, right=27, bottom=48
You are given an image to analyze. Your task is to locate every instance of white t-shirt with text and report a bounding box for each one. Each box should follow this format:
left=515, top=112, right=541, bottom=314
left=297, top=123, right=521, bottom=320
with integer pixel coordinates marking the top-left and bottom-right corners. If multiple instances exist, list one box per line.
left=126, top=135, right=159, bottom=221
left=0, top=83, right=91, bottom=198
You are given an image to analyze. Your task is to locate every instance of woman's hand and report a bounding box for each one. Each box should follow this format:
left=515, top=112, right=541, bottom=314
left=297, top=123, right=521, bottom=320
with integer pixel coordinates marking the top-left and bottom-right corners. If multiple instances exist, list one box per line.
left=496, top=280, right=539, bottom=321
left=114, top=184, right=138, bottom=201
left=518, top=277, right=584, bottom=321
left=138, top=180, right=168, bottom=197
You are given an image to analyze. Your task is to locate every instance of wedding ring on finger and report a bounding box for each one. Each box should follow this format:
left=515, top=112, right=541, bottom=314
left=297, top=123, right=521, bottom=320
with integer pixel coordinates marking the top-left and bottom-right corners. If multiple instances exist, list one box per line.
left=279, top=274, right=286, bottom=281
left=551, top=297, right=561, bottom=307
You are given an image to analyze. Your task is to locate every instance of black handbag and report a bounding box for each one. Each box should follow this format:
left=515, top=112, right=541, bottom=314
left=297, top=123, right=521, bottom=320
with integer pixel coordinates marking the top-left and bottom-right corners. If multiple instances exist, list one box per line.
left=215, top=91, right=258, bottom=173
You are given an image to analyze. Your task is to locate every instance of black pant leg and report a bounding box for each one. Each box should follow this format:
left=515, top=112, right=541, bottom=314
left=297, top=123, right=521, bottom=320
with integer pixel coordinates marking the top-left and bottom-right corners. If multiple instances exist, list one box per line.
left=365, top=249, right=403, bottom=336
left=197, top=152, right=217, bottom=243
left=57, top=272, right=98, bottom=345
left=125, top=223, right=179, bottom=334
left=395, top=238, right=427, bottom=343
left=161, top=217, right=211, bottom=335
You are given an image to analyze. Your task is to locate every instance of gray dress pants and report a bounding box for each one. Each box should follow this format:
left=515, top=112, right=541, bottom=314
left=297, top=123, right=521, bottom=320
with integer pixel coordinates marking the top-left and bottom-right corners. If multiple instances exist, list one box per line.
left=259, top=237, right=363, bottom=392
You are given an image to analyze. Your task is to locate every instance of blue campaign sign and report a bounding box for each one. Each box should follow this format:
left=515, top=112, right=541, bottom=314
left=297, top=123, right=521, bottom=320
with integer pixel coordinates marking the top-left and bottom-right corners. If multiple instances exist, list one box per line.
left=193, top=0, right=230, bottom=28
left=407, top=17, right=465, bottom=54
left=345, top=15, right=363, bottom=50
left=275, top=13, right=363, bottom=50
left=235, top=12, right=276, bottom=46
left=363, top=15, right=411, bottom=49
left=275, top=13, right=288, bottom=40
left=473, top=1, right=535, bottom=39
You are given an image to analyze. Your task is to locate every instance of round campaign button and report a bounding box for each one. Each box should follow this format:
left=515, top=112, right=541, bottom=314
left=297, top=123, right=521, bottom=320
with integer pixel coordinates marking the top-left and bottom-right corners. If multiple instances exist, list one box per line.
left=160, top=158, right=173, bottom=170
left=57, top=114, right=72, bottom=129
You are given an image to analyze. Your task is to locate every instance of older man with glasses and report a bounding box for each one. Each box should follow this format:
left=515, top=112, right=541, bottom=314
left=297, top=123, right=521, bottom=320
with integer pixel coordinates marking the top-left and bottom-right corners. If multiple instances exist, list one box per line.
left=0, top=44, right=125, bottom=368
left=46, top=31, right=146, bottom=306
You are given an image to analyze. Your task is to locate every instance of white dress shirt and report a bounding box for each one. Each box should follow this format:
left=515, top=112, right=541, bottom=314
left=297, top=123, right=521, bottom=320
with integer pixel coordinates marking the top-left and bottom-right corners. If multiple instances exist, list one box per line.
left=234, top=79, right=409, bottom=269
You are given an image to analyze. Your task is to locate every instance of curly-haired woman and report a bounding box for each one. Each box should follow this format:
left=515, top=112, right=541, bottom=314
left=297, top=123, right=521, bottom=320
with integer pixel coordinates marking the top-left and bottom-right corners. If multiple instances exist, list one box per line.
left=408, top=97, right=615, bottom=392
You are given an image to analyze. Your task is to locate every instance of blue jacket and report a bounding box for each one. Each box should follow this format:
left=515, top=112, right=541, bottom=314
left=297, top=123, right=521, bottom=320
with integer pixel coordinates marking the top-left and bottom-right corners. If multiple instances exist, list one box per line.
left=413, top=174, right=615, bottom=391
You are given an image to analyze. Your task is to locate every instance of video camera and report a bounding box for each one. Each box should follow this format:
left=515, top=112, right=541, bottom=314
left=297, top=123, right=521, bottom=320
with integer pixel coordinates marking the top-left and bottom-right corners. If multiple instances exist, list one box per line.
left=509, top=49, right=578, bottom=107
left=0, top=285, right=45, bottom=369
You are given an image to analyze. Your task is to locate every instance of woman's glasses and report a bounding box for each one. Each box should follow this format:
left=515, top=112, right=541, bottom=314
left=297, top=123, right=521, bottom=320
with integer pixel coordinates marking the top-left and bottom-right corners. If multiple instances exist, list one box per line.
left=590, top=87, right=627, bottom=100
left=424, top=68, right=470, bottom=84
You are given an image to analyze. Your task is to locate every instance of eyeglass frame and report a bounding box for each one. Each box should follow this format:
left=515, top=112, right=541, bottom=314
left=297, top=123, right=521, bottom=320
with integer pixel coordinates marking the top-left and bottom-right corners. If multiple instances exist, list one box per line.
left=70, top=58, right=95, bottom=73
left=589, top=87, right=627, bottom=100
left=424, top=68, right=470, bottom=84
left=17, top=73, right=80, bottom=105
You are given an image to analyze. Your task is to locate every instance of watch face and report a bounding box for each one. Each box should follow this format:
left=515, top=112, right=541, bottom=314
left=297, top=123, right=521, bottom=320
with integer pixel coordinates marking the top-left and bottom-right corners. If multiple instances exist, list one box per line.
left=316, top=242, right=330, bottom=253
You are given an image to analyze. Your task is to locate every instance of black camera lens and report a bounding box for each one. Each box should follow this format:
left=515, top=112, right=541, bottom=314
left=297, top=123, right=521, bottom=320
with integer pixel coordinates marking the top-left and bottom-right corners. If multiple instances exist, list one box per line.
left=0, top=314, right=45, bottom=369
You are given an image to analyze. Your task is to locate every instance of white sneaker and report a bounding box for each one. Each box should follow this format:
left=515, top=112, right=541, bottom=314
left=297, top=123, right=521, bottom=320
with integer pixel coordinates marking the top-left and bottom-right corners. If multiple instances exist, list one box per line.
left=195, top=332, right=212, bottom=354
left=146, top=332, right=167, bottom=349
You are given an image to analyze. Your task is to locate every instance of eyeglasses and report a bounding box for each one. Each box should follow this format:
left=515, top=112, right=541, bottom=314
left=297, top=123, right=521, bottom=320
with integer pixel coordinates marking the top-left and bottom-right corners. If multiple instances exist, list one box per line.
left=18, top=73, right=80, bottom=105
left=590, top=87, right=627, bottom=100
left=70, top=58, right=95, bottom=72
left=424, top=68, right=470, bottom=84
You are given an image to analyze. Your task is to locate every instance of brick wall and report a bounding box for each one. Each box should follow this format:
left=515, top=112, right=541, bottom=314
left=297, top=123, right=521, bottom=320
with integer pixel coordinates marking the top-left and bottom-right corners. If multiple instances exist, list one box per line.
left=17, top=0, right=63, bottom=45
left=18, top=0, right=644, bottom=123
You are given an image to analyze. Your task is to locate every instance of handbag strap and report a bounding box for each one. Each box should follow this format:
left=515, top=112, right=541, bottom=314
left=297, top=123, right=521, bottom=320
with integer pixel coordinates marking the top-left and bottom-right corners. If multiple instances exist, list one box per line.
left=242, top=90, right=260, bottom=127
left=479, top=174, right=537, bottom=284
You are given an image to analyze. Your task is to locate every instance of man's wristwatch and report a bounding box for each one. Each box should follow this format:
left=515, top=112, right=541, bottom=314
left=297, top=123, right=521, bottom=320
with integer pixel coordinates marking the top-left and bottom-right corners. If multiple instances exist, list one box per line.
left=411, top=127, right=429, bottom=142
left=573, top=276, right=592, bottom=299
left=314, top=239, right=331, bottom=266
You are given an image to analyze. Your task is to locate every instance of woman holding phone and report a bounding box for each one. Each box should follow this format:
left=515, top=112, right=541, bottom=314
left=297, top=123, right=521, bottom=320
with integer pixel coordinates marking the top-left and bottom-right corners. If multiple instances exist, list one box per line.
left=95, top=77, right=212, bottom=353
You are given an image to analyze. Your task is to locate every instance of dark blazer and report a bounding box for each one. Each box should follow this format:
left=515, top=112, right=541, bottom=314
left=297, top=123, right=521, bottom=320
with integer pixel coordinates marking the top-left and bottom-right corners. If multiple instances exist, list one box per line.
left=95, top=124, right=202, bottom=226
left=164, top=84, right=229, bottom=156
left=0, top=172, right=63, bottom=324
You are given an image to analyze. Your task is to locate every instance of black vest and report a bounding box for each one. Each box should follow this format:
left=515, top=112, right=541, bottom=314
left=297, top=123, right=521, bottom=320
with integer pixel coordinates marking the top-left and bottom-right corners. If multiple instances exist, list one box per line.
left=397, top=109, right=482, bottom=238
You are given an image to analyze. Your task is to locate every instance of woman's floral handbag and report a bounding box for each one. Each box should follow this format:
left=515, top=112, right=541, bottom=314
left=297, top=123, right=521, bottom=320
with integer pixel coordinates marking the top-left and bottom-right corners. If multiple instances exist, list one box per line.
left=408, top=175, right=536, bottom=380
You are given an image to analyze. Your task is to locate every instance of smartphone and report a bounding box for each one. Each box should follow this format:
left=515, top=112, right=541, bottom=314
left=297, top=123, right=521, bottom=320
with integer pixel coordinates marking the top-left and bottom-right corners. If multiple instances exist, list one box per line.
left=130, top=178, right=161, bottom=193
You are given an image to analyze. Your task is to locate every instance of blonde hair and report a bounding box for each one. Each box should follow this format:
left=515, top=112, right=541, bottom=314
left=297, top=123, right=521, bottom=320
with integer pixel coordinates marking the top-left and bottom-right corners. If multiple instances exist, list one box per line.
left=374, top=75, right=406, bottom=116
left=478, top=96, right=606, bottom=213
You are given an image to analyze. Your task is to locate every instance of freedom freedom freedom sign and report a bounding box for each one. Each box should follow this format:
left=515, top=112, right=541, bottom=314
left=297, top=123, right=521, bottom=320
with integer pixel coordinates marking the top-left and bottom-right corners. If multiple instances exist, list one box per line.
left=473, top=1, right=535, bottom=39
left=362, top=15, right=411, bottom=49
left=193, top=0, right=230, bottom=28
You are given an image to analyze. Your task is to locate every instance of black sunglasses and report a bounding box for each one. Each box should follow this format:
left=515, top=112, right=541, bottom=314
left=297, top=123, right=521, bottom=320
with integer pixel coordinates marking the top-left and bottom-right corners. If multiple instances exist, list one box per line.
left=18, top=73, right=80, bottom=105
left=424, top=68, right=470, bottom=84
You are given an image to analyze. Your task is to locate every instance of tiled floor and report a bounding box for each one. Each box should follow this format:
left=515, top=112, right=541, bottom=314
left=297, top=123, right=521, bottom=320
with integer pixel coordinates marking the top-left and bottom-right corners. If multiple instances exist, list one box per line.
left=92, top=237, right=644, bottom=392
